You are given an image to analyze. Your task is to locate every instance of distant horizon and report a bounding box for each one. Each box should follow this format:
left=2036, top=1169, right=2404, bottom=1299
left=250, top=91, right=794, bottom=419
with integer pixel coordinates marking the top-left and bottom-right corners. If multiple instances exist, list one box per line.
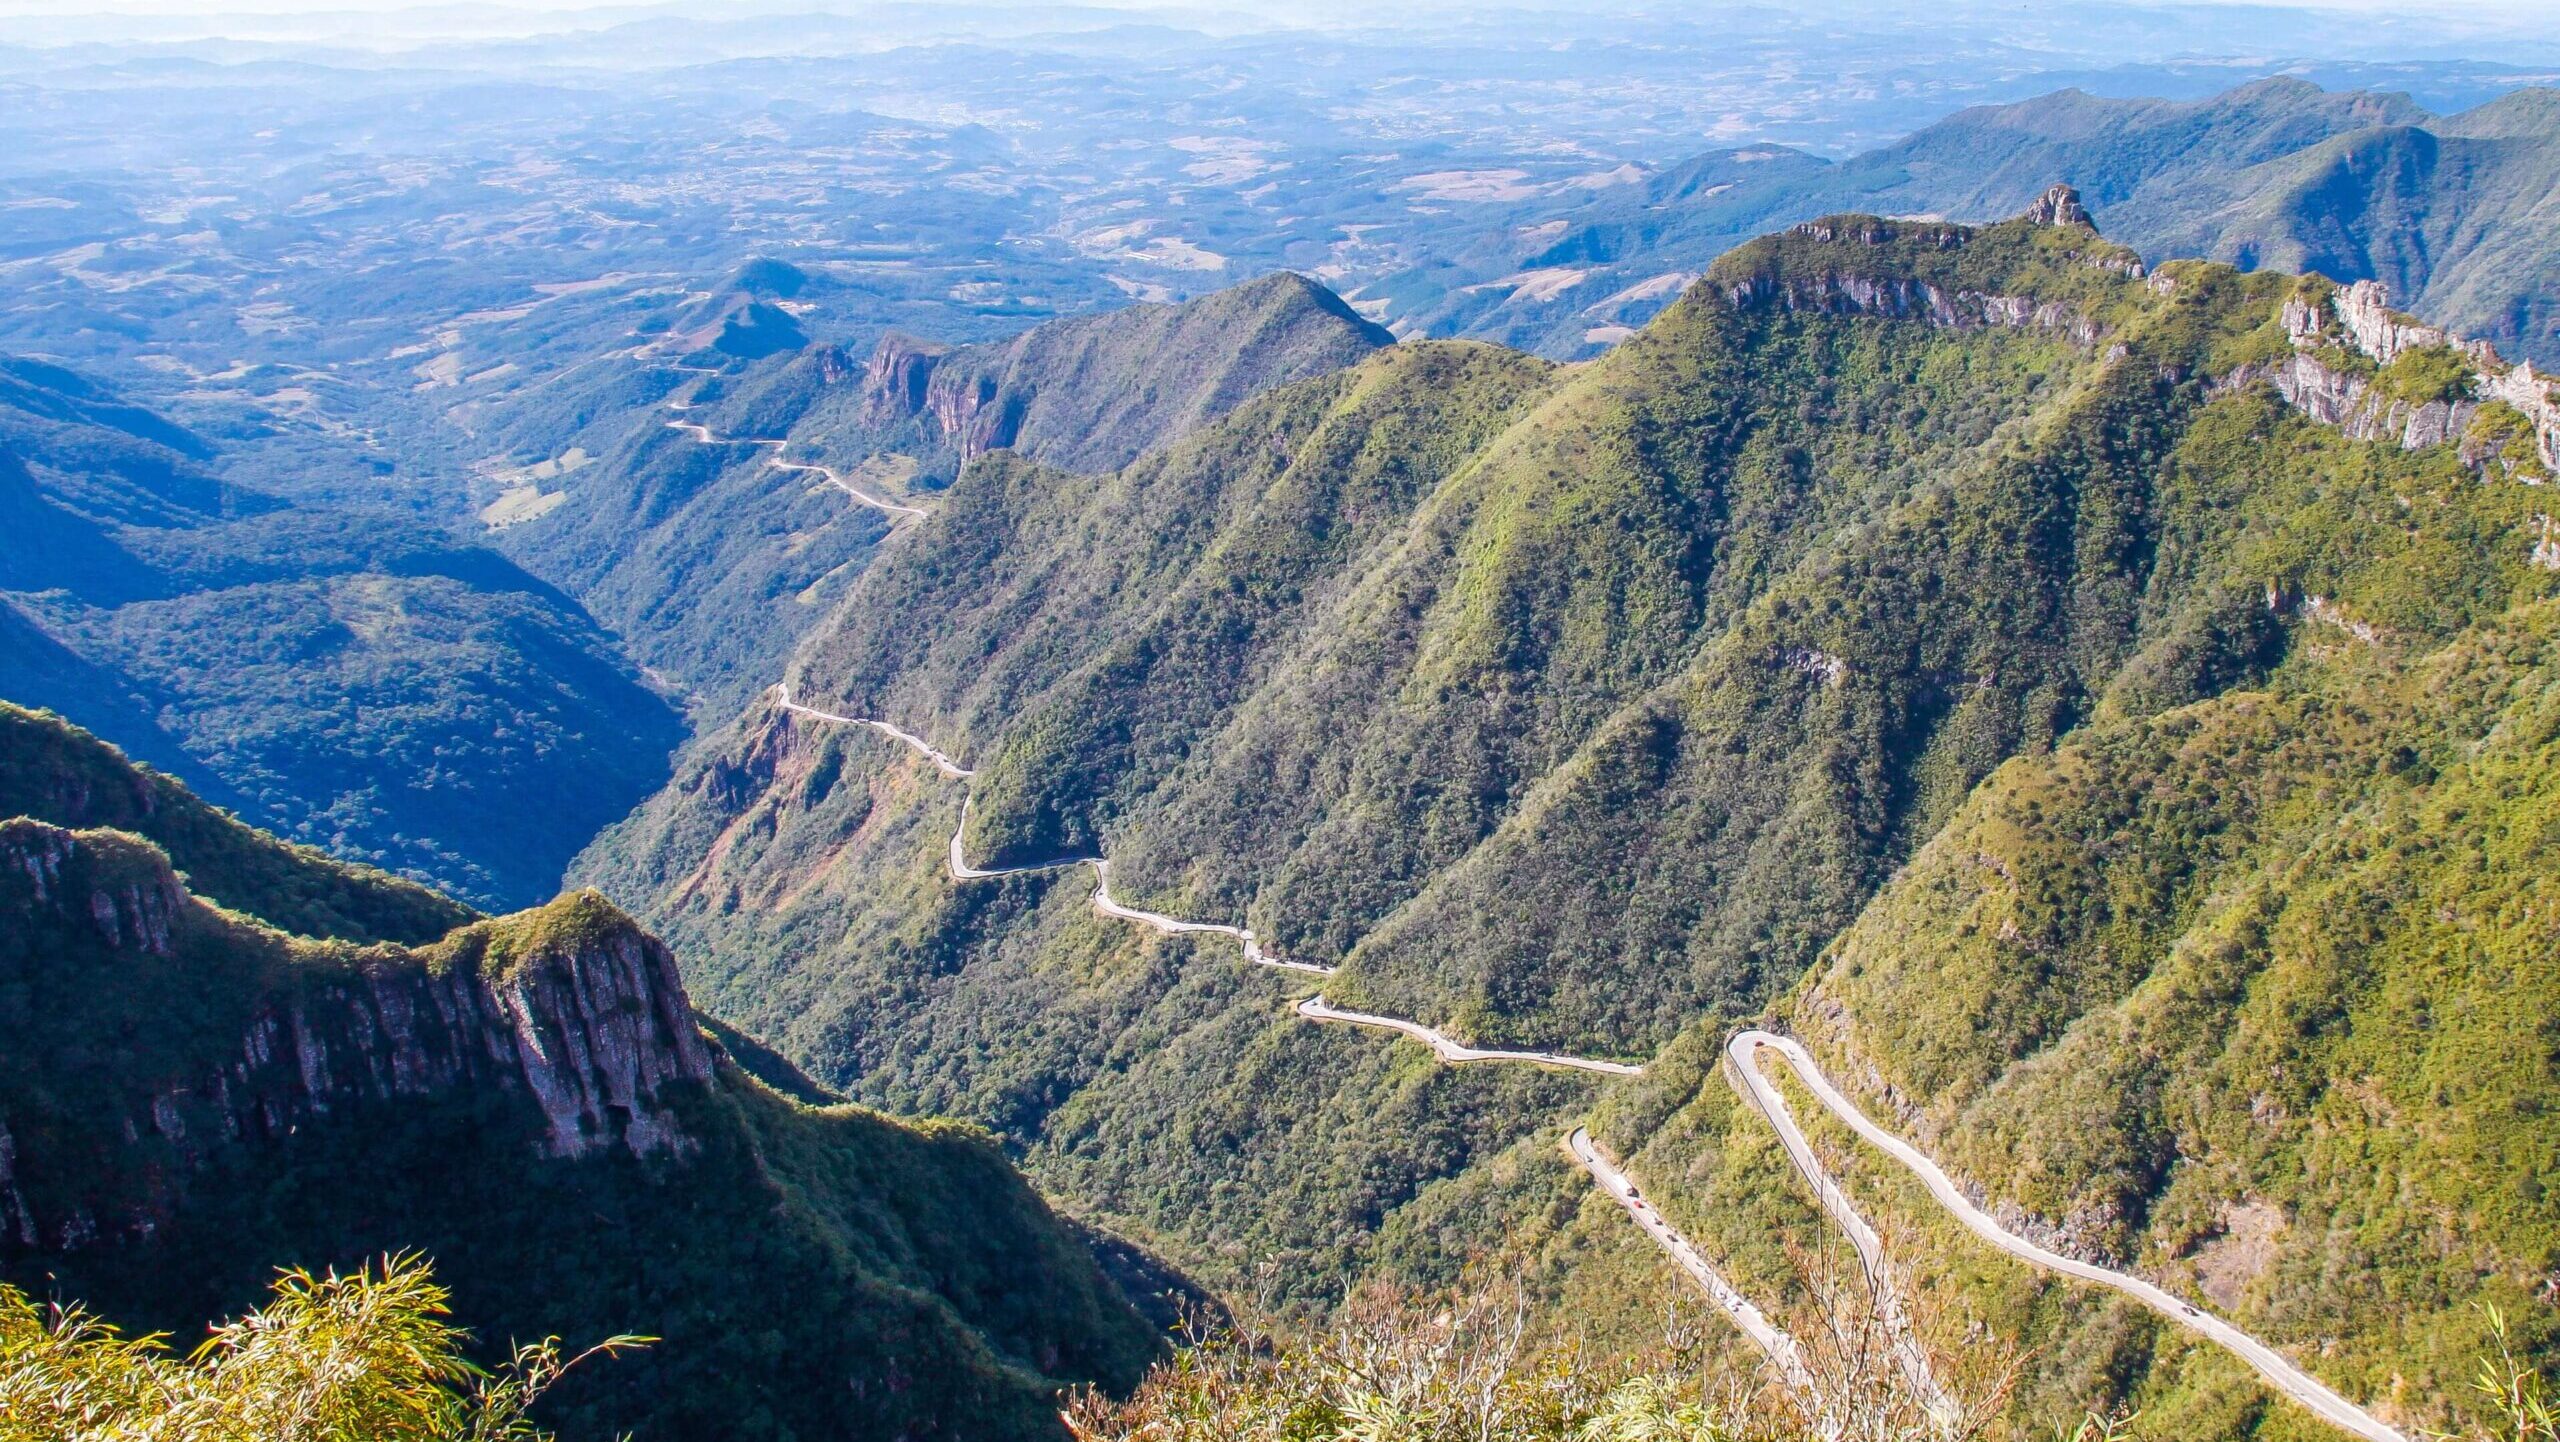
left=3, top=0, right=2556, bottom=29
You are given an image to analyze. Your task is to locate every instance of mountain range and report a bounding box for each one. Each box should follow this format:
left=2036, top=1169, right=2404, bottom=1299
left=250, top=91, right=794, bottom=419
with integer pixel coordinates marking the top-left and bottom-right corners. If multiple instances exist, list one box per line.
left=1406, top=78, right=2560, bottom=368
left=6, top=51, right=2560, bottom=1442
left=578, top=194, right=2560, bottom=1439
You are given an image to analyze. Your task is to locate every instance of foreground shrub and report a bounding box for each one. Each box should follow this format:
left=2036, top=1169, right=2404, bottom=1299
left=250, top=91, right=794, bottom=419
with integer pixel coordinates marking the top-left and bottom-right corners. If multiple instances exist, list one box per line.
left=0, top=1254, right=638, bottom=1442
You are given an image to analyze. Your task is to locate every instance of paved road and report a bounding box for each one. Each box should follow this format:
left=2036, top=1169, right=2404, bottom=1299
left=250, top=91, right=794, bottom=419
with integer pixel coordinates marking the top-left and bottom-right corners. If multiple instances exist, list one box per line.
left=1294, top=998, right=1642, bottom=1075
left=1093, top=860, right=1336, bottom=975
left=775, top=685, right=974, bottom=778
left=1723, top=1035, right=1957, bottom=1428
left=1729, top=1031, right=2407, bottom=1442
left=1565, top=1127, right=1826, bottom=1405
left=661, top=417, right=927, bottom=522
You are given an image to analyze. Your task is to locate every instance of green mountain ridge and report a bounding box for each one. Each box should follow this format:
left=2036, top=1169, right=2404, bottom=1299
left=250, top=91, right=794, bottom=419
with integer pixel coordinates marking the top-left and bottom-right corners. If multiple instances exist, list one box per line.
left=578, top=200, right=2560, bottom=1436
left=483, top=269, right=1392, bottom=715
left=0, top=705, right=1169, bottom=1441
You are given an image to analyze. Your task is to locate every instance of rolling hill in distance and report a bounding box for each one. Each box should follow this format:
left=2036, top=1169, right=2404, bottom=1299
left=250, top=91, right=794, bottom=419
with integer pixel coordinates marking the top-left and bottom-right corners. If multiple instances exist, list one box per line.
left=1408, top=78, right=2560, bottom=365
left=6, top=3, right=2560, bottom=1438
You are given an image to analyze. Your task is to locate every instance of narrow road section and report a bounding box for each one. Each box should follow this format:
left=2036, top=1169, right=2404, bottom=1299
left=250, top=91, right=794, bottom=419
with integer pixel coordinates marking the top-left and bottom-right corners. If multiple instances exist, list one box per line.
left=1297, top=999, right=1642, bottom=1075
left=661, top=414, right=927, bottom=522
left=1729, top=1032, right=2407, bottom=1442
left=1565, top=1127, right=1827, bottom=1408
left=1094, top=860, right=1335, bottom=976
left=776, top=685, right=973, bottom=778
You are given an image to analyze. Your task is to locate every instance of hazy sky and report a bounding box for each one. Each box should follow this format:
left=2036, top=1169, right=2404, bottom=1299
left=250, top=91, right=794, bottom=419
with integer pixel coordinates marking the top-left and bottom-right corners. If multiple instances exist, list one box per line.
left=2, top=0, right=2554, bottom=57
left=0, top=0, right=2547, bottom=16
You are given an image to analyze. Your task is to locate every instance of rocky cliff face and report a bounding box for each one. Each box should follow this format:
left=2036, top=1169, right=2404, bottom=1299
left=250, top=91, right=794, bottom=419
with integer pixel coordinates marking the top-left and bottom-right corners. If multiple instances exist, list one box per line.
left=922, top=363, right=1025, bottom=465
left=856, top=334, right=1025, bottom=465
left=1716, top=203, right=2136, bottom=346
left=0, top=820, right=713, bottom=1257
left=857, top=333, right=948, bottom=426
left=2260, top=278, right=2560, bottom=475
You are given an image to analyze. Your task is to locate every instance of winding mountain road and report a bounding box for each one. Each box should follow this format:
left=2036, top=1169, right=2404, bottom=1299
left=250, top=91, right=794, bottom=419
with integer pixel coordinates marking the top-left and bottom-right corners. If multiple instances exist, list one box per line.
left=771, top=682, right=2404, bottom=1442
left=1567, top=1127, right=1826, bottom=1405
left=776, top=685, right=973, bottom=778
left=1725, top=1036, right=1958, bottom=1428
left=660, top=415, right=927, bottom=522
left=1728, top=1032, right=2407, bottom=1442
left=1299, top=999, right=1641, bottom=1074
left=1094, top=861, right=1338, bottom=975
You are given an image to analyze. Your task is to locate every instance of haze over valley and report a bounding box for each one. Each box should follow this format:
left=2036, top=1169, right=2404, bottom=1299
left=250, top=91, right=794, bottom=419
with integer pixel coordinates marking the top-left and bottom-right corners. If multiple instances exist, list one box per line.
left=4, top=3, right=2560, bottom=1440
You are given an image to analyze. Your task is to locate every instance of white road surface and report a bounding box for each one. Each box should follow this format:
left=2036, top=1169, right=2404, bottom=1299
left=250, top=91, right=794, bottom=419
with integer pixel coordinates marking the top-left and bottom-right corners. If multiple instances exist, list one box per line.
left=1728, top=1031, right=2407, bottom=1442
left=1295, top=998, right=1642, bottom=1075
left=769, top=688, right=2406, bottom=1442
left=1565, top=1127, right=1827, bottom=1406
left=661, top=417, right=927, bottom=522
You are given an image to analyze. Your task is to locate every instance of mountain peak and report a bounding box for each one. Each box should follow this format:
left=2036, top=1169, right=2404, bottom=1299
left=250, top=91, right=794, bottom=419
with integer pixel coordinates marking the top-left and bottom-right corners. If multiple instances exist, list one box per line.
left=2022, top=183, right=2095, bottom=230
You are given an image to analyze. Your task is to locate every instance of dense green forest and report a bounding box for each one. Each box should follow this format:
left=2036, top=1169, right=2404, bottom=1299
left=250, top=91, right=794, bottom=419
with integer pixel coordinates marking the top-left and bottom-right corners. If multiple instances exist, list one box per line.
left=0, top=357, right=685, bottom=908
left=0, top=710, right=1168, bottom=1441
left=580, top=198, right=2560, bottom=1438
left=480, top=271, right=1393, bottom=717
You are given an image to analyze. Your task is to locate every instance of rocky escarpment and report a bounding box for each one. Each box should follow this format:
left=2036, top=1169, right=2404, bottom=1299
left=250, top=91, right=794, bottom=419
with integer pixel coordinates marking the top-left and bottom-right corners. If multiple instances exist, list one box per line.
left=2253, top=278, right=2560, bottom=478
left=855, top=333, right=1024, bottom=466
left=1714, top=188, right=2139, bottom=348
left=837, top=271, right=1393, bottom=478
left=856, top=333, right=949, bottom=425
left=0, top=819, right=713, bottom=1257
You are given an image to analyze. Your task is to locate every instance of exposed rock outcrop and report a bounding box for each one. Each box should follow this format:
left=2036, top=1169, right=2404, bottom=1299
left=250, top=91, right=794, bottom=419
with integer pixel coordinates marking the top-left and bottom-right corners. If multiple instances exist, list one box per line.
left=1722, top=269, right=2106, bottom=347
left=856, top=334, right=1026, bottom=466
left=2024, top=182, right=2094, bottom=230
left=2261, top=279, right=2560, bottom=475
left=857, top=333, right=950, bottom=426
left=0, top=821, right=715, bottom=1256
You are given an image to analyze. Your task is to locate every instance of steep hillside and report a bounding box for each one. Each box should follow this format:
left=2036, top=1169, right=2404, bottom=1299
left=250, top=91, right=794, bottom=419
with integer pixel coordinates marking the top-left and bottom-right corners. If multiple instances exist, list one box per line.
left=579, top=193, right=2560, bottom=1435
left=1408, top=77, right=2560, bottom=367
left=0, top=713, right=1166, bottom=1442
left=0, top=702, right=473, bottom=944
left=0, top=358, right=685, bottom=908
left=485, top=271, right=1391, bottom=712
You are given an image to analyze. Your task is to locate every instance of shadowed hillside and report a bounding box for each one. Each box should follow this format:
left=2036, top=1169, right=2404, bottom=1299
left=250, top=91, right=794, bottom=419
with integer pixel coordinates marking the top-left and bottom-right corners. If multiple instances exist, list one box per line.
left=0, top=709, right=1169, bottom=1442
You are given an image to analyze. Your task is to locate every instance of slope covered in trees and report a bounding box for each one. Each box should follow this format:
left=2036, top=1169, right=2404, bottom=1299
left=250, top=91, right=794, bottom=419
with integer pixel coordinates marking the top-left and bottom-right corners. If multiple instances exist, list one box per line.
left=581, top=192, right=2560, bottom=1436
left=482, top=271, right=1392, bottom=713
left=0, top=711, right=1167, bottom=1441
left=0, top=357, right=684, bottom=908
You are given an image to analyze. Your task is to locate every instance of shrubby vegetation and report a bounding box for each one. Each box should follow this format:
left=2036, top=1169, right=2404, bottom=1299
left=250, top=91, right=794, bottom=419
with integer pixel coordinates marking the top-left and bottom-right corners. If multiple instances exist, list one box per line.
left=583, top=208, right=2560, bottom=1438
left=0, top=1256, right=634, bottom=1442
left=0, top=713, right=1166, bottom=1441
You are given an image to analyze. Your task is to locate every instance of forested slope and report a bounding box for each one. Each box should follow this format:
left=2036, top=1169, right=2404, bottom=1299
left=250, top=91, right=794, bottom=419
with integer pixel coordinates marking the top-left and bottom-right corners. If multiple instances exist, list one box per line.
left=579, top=193, right=2560, bottom=1435
left=0, top=357, right=684, bottom=908
left=484, top=271, right=1390, bottom=712
left=0, top=710, right=1167, bottom=1442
